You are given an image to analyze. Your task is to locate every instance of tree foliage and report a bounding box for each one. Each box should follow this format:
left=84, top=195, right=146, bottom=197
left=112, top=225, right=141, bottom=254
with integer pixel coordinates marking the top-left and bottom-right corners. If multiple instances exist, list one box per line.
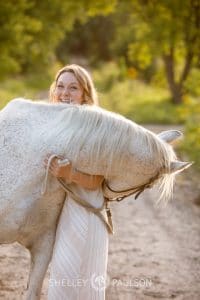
left=56, top=15, right=115, bottom=64
left=0, top=0, right=116, bottom=78
left=112, top=0, right=200, bottom=104
left=55, top=0, right=200, bottom=104
left=1, top=0, right=200, bottom=105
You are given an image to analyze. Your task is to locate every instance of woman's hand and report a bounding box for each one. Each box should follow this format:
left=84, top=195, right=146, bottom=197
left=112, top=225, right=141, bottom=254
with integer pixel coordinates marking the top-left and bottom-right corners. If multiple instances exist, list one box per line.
left=44, top=155, right=104, bottom=190
left=44, top=155, right=73, bottom=182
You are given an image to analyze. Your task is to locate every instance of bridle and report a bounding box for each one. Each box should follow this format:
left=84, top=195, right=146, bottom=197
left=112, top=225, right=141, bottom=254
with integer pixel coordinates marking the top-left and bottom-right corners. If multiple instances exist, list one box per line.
left=102, top=171, right=162, bottom=202
left=42, top=154, right=163, bottom=235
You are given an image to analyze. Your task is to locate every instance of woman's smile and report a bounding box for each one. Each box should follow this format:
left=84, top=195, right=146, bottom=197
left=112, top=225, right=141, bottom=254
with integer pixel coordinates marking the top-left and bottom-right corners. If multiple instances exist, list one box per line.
left=60, top=99, right=72, bottom=103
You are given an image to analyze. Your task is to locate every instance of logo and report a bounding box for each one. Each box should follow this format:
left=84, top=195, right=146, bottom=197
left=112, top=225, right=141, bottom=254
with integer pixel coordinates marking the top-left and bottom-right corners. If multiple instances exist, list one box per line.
left=91, top=274, right=110, bottom=291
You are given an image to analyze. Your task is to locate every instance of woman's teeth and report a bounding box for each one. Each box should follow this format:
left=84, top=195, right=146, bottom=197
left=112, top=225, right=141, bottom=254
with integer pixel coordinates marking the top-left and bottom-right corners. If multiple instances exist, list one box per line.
left=61, top=99, right=71, bottom=103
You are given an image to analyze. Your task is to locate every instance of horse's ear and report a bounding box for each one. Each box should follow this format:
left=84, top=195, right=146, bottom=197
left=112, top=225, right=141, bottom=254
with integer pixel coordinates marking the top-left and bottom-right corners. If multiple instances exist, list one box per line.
left=158, top=130, right=183, bottom=144
left=169, top=161, right=193, bottom=174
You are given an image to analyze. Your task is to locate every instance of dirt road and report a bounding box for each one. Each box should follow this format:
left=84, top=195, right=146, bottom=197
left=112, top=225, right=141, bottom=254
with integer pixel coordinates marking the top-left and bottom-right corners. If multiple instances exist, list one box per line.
left=106, top=173, right=200, bottom=300
left=0, top=126, right=199, bottom=300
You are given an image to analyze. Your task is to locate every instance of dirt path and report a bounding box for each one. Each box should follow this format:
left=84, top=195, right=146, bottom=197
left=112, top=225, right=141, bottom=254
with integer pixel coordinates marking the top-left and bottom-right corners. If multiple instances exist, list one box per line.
left=0, top=125, right=199, bottom=300
left=106, top=174, right=200, bottom=300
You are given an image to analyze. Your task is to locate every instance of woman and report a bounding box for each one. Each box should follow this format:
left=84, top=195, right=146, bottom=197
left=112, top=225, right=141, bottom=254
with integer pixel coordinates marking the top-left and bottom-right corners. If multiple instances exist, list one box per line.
left=46, top=64, right=109, bottom=300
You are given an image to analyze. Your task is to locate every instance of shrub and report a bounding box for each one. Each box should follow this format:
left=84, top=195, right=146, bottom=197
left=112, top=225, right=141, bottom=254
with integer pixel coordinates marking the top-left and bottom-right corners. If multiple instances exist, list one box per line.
left=180, top=103, right=200, bottom=171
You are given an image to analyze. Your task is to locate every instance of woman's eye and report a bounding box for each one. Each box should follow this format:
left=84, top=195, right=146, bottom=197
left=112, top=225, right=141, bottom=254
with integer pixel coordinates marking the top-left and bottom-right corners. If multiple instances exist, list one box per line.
left=70, top=86, right=78, bottom=90
left=57, top=85, right=63, bottom=88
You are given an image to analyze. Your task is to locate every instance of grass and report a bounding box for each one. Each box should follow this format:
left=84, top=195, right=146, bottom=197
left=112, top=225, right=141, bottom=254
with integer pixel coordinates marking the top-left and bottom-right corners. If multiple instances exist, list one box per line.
left=179, top=105, right=200, bottom=172
left=0, top=74, right=51, bottom=109
left=0, top=61, right=63, bottom=109
left=97, top=79, right=189, bottom=124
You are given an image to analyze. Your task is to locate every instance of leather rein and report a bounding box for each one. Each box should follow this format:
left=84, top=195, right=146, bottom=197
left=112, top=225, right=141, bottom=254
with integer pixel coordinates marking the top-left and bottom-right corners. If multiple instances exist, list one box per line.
left=102, top=171, right=161, bottom=202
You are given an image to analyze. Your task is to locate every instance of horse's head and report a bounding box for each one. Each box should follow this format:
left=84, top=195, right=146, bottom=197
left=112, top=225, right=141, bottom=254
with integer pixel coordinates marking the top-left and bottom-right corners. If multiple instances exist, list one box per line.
left=42, top=103, right=192, bottom=204
left=102, top=129, right=192, bottom=204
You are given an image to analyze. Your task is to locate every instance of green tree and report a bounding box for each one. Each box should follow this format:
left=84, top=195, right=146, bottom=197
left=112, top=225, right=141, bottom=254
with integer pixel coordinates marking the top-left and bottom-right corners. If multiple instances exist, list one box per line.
left=0, top=1, right=35, bottom=76
left=56, top=15, right=115, bottom=65
left=0, top=0, right=116, bottom=78
left=112, top=0, right=200, bottom=104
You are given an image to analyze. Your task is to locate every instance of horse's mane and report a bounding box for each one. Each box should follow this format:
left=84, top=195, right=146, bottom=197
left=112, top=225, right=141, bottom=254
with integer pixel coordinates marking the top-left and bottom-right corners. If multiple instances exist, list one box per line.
left=43, top=103, right=176, bottom=203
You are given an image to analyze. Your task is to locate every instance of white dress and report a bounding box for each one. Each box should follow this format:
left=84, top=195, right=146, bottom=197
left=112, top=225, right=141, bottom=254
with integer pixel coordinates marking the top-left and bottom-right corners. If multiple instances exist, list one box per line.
left=47, top=183, right=109, bottom=300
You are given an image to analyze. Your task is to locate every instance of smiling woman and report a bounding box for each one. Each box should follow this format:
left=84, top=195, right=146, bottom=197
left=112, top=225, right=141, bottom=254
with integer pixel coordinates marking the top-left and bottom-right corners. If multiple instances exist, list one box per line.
left=46, top=64, right=108, bottom=300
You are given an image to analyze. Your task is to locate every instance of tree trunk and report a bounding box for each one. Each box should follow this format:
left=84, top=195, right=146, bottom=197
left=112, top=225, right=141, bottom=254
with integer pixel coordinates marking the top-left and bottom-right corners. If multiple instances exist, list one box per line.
left=163, top=47, right=194, bottom=105
left=163, top=53, right=183, bottom=105
left=169, top=83, right=183, bottom=105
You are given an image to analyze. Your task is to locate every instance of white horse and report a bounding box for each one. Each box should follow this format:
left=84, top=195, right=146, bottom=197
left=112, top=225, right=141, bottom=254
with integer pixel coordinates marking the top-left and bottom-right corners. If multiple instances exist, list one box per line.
left=0, top=98, right=191, bottom=299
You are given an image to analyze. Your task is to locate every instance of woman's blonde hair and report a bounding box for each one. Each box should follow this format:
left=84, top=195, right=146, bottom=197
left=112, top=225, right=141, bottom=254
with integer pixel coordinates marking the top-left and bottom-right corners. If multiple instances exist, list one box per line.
left=49, top=64, right=98, bottom=105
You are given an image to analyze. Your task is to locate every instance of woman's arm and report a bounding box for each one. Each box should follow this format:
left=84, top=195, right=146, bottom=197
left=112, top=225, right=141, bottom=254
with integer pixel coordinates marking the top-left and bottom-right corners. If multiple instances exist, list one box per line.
left=44, top=157, right=104, bottom=190
left=70, top=168, right=104, bottom=190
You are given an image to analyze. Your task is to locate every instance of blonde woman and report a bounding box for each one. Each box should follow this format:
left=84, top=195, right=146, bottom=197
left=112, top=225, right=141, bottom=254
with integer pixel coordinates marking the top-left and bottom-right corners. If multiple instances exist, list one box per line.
left=46, top=65, right=108, bottom=299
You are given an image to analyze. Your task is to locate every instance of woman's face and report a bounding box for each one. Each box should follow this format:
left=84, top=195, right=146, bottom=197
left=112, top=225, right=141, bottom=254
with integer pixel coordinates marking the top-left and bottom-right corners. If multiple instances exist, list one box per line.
left=53, top=72, right=84, bottom=104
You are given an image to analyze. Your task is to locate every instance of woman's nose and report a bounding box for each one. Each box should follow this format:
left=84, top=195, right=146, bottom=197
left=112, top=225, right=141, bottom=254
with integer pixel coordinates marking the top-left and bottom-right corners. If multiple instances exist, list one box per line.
left=63, top=87, right=70, bottom=97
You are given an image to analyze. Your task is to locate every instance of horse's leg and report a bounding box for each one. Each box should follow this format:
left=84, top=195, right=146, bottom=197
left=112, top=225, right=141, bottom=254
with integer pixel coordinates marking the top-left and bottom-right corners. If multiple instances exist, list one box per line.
left=25, top=230, right=55, bottom=300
